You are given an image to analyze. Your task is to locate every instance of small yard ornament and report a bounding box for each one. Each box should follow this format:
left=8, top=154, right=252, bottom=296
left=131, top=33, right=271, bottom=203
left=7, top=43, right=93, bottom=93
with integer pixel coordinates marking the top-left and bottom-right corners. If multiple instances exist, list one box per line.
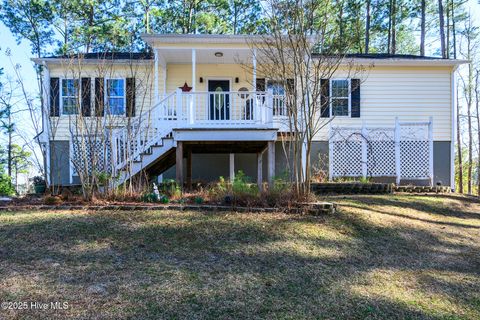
left=153, top=183, right=160, bottom=199
left=179, top=82, right=192, bottom=92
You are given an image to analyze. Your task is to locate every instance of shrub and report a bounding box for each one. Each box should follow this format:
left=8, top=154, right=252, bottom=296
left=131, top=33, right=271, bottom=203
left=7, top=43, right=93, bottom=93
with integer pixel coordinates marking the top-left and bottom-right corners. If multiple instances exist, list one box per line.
left=159, top=179, right=182, bottom=198
left=44, top=196, right=62, bottom=205
left=0, top=174, right=15, bottom=196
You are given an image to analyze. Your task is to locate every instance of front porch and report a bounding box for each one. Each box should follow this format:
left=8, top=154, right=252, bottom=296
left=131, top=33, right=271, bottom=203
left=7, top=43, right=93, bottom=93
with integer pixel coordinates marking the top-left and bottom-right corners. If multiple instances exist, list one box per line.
left=151, top=35, right=288, bottom=130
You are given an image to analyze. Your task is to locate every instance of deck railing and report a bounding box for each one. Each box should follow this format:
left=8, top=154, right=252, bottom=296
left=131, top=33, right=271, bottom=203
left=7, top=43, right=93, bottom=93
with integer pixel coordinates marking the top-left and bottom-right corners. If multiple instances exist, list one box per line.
left=109, top=89, right=287, bottom=174
left=174, top=89, right=278, bottom=126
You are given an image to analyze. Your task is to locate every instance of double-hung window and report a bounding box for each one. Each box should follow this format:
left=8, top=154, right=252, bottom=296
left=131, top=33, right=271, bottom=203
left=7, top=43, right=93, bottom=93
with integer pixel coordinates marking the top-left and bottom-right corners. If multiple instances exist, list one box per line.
left=61, top=79, right=79, bottom=115
left=106, top=79, right=126, bottom=115
left=331, top=79, right=350, bottom=117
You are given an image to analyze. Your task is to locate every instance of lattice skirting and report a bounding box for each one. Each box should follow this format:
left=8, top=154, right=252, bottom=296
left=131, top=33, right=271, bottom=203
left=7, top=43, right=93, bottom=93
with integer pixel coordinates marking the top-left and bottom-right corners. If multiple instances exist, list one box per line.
left=330, top=120, right=433, bottom=184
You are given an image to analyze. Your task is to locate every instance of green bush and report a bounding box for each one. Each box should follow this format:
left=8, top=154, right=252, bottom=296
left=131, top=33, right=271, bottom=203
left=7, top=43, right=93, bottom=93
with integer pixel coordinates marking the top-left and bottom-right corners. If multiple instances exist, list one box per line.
left=0, top=174, right=15, bottom=196
left=158, top=179, right=182, bottom=198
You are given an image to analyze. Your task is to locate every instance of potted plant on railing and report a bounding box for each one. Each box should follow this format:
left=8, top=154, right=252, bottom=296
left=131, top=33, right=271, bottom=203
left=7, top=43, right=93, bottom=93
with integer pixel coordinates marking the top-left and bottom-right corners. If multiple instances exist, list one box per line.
left=32, top=176, right=46, bottom=194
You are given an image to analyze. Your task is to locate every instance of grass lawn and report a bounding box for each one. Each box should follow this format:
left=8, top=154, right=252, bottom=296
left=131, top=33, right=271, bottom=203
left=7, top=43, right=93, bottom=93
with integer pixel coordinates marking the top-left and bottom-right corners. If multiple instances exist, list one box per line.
left=0, top=194, right=479, bottom=319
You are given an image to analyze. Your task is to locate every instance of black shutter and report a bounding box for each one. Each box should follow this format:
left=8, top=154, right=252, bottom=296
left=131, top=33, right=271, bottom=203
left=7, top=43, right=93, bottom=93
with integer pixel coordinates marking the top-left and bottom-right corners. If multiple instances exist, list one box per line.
left=256, top=78, right=265, bottom=91
left=95, top=78, right=104, bottom=116
left=50, top=77, right=60, bottom=116
left=126, top=77, right=135, bottom=117
left=320, top=79, right=330, bottom=118
left=351, top=79, right=361, bottom=118
left=81, top=78, right=91, bottom=116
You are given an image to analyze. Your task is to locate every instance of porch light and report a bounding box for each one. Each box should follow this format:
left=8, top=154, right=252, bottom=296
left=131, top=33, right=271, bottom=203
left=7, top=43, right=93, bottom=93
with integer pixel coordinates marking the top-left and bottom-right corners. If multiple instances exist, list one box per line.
left=214, top=52, right=223, bottom=57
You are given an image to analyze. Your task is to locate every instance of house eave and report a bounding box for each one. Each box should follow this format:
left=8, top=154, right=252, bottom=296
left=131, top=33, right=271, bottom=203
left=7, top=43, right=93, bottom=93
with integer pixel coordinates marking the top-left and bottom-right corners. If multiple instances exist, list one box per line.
left=338, top=57, right=469, bottom=67
left=31, top=58, right=153, bottom=65
left=141, top=33, right=265, bottom=45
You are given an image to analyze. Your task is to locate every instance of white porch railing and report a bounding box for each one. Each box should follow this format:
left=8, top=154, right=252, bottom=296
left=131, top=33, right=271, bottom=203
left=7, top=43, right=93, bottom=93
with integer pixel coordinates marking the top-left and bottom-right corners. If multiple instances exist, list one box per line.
left=110, top=92, right=177, bottom=172
left=109, top=89, right=285, bottom=175
left=174, top=89, right=277, bottom=126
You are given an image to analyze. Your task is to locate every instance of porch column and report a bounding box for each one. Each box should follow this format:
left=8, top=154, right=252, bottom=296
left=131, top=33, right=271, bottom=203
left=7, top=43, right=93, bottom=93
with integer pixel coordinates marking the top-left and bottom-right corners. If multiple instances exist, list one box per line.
left=176, top=141, right=183, bottom=187
left=191, top=49, right=196, bottom=92
left=190, top=49, right=196, bottom=124
left=252, top=49, right=257, bottom=91
left=186, top=148, right=192, bottom=189
left=267, top=141, right=275, bottom=188
left=163, top=65, right=167, bottom=95
left=229, top=153, right=235, bottom=181
left=154, top=49, right=159, bottom=103
left=257, top=151, right=263, bottom=191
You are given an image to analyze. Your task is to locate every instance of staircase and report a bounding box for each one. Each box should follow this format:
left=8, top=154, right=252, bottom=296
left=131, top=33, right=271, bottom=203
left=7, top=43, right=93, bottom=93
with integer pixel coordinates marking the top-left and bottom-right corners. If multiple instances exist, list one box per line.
left=109, top=89, right=278, bottom=185
left=111, top=92, right=179, bottom=185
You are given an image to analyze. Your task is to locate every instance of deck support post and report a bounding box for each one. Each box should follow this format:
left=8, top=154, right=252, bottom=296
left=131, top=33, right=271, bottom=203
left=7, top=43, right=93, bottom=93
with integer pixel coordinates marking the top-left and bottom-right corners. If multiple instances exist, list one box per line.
left=229, top=153, right=235, bottom=182
left=186, top=148, right=192, bottom=189
left=267, top=141, right=275, bottom=188
left=257, top=151, right=263, bottom=191
left=176, top=141, right=183, bottom=188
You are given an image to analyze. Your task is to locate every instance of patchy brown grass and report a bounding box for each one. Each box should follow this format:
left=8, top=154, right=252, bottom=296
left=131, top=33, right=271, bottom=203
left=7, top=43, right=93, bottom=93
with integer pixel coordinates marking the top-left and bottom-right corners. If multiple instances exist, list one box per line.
left=0, top=194, right=479, bottom=319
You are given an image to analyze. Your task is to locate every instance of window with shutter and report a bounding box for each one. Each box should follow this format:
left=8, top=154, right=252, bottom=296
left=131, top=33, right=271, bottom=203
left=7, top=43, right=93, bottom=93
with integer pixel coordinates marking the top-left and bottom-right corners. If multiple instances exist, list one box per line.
left=61, top=79, right=79, bottom=115
left=105, top=79, right=126, bottom=115
left=330, top=79, right=349, bottom=117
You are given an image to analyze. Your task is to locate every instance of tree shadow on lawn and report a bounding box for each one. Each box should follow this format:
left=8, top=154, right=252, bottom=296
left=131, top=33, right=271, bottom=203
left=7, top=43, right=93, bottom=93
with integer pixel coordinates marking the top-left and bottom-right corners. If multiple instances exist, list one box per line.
left=0, top=207, right=479, bottom=319
left=340, top=202, right=480, bottom=230
left=337, top=194, right=480, bottom=220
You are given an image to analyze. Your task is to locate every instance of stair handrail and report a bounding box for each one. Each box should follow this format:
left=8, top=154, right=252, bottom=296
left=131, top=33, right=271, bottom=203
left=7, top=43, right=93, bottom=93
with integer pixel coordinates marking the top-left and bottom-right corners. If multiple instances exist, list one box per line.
left=111, top=92, right=177, bottom=172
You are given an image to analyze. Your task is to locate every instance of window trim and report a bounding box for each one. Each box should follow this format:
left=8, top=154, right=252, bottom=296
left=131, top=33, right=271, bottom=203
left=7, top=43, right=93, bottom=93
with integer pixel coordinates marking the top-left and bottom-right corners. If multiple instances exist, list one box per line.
left=104, top=78, right=127, bottom=116
left=60, top=78, right=80, bottom=116
left=329, top=78, right=351, bottom=117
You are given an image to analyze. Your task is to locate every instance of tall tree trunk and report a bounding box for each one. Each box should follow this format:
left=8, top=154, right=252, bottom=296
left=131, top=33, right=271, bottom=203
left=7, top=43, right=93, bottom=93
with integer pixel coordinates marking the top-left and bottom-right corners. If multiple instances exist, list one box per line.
left=452, top=0, right=462, bottom=193
left=467, top=63, right=473, bottom=194
left=475, top=71, right=480, bottom=196
left=365, top=0, right=371, bottom=54
left=391, top=0, right=396, bottom=54
left=438, top=0, right=447, bottom=58
left=446, top=0, right=450, bottom=58
left=7, top=113, right=12, bottom=178
left=456, top=87, right=463, bottom=193
left=387, top=0, right=392, bottom=53
left=451, top=0, right=457, bottom=59
left=420, top=0, right=426, bottom=55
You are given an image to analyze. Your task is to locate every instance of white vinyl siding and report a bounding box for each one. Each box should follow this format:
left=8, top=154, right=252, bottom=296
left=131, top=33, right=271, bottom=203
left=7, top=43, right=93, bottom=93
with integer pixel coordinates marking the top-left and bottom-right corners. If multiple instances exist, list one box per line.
left=316, top=66, right=453, bottom=141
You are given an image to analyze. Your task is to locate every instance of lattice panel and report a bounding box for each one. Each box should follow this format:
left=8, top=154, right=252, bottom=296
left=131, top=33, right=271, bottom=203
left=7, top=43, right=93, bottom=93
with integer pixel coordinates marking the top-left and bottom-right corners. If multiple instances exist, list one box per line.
left=367, top=141, right=396, bottom=176
left=330, top=128, right=363, bottom=142
left=400, top=141, right=430, bottom=179
left=400, top=124, right=429, bottom=141
left=72, top=136, right=112, bottom=176
left=366, top=128, right=396, bottom=177
left=330, top=122, right=431, bottom=181
left=331, top=140, right=363, bottom=176
left=399, top=124, right=430, bottom=179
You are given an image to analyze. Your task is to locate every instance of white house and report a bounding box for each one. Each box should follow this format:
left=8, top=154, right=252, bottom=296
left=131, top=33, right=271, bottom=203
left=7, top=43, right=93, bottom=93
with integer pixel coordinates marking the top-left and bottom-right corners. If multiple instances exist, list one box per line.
left=33, top=34, right=465, bottom=190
